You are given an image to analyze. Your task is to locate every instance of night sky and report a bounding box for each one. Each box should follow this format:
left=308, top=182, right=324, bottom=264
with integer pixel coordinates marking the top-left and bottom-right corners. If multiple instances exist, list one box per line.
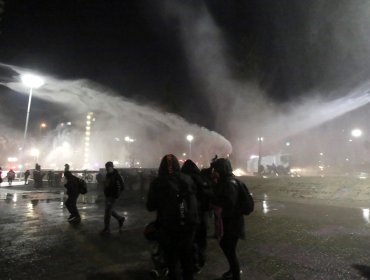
left=0, top=0, right=331, bottom=127
left=2, top=0, right=370, bottom=165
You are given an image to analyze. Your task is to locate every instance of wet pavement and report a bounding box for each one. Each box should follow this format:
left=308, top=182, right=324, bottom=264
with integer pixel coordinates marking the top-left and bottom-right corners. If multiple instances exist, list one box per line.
left=1, top=183, right=370, bottom=279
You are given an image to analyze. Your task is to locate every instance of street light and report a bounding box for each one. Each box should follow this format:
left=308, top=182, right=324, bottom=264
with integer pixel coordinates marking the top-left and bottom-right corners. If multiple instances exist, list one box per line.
left=186, top=134, right=194, bottom=158
left=351, top=129, right=363, bottom=138
left=30, top=148, right=40, bottom=163
left=257, top=137, right=264, bottom=176
left=21, top=73, right=44, bottom=167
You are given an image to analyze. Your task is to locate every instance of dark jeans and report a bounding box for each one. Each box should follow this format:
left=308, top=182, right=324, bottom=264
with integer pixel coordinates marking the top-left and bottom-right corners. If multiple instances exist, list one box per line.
left=159, top=229, right=195, bottom=280
left=104, top=197, right=123, bottom=229
left=65, top=194, right=80, bottom=218
left=220, top=235, right=240, bottom=280
left=194, top=213, right=208, bottom=267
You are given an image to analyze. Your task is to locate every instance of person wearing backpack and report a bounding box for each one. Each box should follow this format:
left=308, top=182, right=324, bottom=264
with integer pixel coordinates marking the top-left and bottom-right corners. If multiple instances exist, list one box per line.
left=147, top=154, right=198, bottom=280
left=64, top=166, right=81, bottom=223
left=181, top=159, right=211, bottom=272
left=211, top=158, right=253, bottom=280
left=100, top=161, right=125, bottom=235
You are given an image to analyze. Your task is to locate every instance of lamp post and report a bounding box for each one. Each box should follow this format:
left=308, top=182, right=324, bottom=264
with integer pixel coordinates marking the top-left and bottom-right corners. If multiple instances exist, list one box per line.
left=257, top=137, right=264, bottom=176
left=186, top=134, right=194, bottom=159
left=21, top=74, right=44, bottom=168
left=125, top=136, right=135, bottom=167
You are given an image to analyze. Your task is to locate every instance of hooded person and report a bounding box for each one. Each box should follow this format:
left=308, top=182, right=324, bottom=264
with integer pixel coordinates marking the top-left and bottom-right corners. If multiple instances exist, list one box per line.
left=147, top=154, right=198, bottom=280
left=100, top=161, right=125, bottom=235
left=211, top=158, right=245, bottom=280
left=63, top=166, right=81, bottom=223
left=181, top=159, right=211, bottom=270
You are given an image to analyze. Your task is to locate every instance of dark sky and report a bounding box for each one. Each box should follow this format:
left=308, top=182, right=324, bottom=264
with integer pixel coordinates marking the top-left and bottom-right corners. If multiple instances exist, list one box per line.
left=0, top=0, right=210, bottom=125
left=1, top=0, right=370, bottom=135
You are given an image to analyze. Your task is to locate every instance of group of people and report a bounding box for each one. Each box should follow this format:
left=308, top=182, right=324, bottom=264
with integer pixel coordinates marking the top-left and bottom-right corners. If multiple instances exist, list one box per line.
left=146, top=154, right=253, bottom=280
left=61, top=154, right=253, bottom=280
left=63, top=161, right=126, bottom=233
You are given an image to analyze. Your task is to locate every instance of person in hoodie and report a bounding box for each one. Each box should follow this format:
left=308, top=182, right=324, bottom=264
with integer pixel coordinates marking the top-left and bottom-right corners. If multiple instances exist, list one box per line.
left=211, top=158, right=244, bottom=280
left=181, top=159, right=210, bottom=271
left=64, top=164, right=81, bottom=223
left=147, top=154, right=198, bottom=280
left=101, top=161, right=125, bottom=235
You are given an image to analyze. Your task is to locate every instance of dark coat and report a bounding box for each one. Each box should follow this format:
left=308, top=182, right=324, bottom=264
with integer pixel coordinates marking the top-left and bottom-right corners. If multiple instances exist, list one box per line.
left=212, top=158, right=245, bottom=239
left=64, top=171, right=79, bottom=197
left=181, top=159, right=211, bottom=212
left=104, top=169, right=124, bottom=198
left=147, top=154, right=198, bottom=232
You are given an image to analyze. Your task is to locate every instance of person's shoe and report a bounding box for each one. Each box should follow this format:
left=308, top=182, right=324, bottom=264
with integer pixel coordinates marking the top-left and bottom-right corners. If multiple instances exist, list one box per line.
left=222, top=270, right=243, bottom=279
left=149, top=269, right=159, bottom=279
left=222, top=270, right=232, bottom=279
left=118, top=217, right=126, bottom=229
left=68, top=216, right=81, bottom=223
left=67, top=215, right=74, bottom=220
left=100, top=228, right=110, bottom=236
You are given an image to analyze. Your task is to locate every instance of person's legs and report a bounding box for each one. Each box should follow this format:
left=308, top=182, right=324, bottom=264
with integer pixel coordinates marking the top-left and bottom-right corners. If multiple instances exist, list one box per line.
left=220, top=235, right=240, bottom=280
left=159, top=231, right=181, bottom=280
left=103, top=197, right=115, bottom=231
left=179, top=231, right=195, bottom=280
left=69, top=194, right=80, bottom=218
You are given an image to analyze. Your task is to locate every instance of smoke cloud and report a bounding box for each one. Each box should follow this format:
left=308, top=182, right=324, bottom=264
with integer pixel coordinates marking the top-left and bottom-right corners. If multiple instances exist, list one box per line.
left=0, top=63, right=232, bottom=169
left=158, top=0, right=370, bottom=168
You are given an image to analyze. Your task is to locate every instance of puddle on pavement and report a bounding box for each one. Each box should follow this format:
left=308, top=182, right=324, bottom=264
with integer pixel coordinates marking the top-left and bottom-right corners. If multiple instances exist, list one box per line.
left=258, top=193, right=370, bottom=229
left=0, top=192, right=102, bottom=205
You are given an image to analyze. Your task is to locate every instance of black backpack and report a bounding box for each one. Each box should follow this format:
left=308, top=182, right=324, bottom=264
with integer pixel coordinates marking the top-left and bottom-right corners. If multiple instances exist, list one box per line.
left=78, top=178, right=88, bottom=194
left=232, top=179, right=254, bottom=215
left=167, top=175, right=199, bottom=228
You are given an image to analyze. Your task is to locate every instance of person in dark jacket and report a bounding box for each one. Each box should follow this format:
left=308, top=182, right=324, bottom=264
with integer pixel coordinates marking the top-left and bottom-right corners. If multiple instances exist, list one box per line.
left=181, top=159, right=210, bottom=271
left=147, top=154, right=198, bottom=280
left=64, top=166, right=81, bottom=223
left=211, top=158, right=244, bottom=280
left=101, top=161, right=125, bottom=235
left=24, top=170, right=30, bottom=185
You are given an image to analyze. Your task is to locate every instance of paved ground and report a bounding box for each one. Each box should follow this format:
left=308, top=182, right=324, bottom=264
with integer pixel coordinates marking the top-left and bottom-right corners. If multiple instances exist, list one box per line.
left=1, top=182, right=370, bottom=280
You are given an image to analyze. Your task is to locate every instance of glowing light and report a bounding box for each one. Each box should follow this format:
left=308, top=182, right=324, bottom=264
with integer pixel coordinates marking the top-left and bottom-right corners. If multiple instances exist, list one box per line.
left=183, top=153, right=187, bottom=157
left=62, top=142, right=70, bottom=148
left=40, top=123, right=47, bottom=128
left=21, top=73, right=44, bottom=88
left=362, top=208, right=370, bottom=223
left=7, top=157, right=18, bottom=162
left=257, top=137, right=264, bottom=142
left=186, top=134, right=194, bottom=142
left=30, top=148, right=40, bottom=157
left=249, top=155, right=258, bottom=159
left=233, top=168, right=247, bottom=177
left=351, top=129, right=363, bottom=138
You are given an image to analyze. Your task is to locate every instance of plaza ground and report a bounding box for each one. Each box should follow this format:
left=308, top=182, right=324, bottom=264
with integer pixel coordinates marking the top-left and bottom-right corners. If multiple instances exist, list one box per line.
left=1, top=177, right=370, bottom=279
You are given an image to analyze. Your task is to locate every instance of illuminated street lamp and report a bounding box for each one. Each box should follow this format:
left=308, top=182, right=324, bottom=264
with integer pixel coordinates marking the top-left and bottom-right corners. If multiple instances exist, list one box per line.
left=125, top=136, right=135, bottom=167
left=30, top=148, right=40, bottom=163
left=257, top=137, right=264, bottom=176
left=351, top=129, right=363, bottom=138
left=186, top=134, right=194, bottom=158
left=21, top=73, right=44, bottom=167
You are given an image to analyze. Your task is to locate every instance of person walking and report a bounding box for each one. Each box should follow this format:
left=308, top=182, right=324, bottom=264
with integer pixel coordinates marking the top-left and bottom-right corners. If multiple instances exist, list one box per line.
left=211, top=158, right=246, bottom=280
left=64, top=164, right=81, bottom=223
left=100, top=161, right=125, bottom=235
left=24, top=169, right=30, bottom=185
left=0, top=167, right=3, bottom=185
left=7, top=169, right=15, bottom=186
left=147, top=154, right=198, bottom=280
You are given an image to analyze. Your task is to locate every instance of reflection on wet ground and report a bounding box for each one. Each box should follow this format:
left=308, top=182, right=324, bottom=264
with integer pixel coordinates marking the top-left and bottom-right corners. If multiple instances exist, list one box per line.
left=1, top=186, right=370, bottom=279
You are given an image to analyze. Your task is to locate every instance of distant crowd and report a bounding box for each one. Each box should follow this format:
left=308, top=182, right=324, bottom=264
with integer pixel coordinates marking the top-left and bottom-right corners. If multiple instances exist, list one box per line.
left=0, top=155, right=254, bottom=280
